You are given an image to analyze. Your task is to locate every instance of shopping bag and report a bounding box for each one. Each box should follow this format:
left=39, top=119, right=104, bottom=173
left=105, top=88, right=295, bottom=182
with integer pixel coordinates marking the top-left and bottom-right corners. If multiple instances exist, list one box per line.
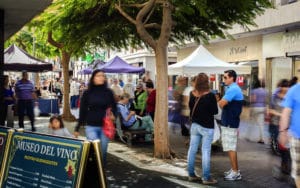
left=102, top=108, right=115, bottom=139
left=34, top=102, right=40, bottom=117
left=212, top=119, right=221, bottom=143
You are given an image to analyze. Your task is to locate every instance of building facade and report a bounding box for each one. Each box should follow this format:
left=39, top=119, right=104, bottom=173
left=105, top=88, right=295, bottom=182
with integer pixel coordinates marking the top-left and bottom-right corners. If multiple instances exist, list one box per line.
left=178, top=0, right=300, bottom=94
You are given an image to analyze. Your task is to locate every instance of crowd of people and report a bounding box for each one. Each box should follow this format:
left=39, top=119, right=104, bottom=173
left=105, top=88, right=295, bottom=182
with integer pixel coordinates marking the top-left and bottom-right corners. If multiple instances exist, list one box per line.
left=1, top=68, right=300, bottom=187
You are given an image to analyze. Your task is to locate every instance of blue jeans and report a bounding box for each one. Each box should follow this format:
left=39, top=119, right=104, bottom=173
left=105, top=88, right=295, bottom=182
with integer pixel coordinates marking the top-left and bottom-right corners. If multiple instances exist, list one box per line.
left=187, top=122, right=214, bottom=180
left=70, top=95, right=79, bottom=108
left=85, top=126, right=110, bottom=165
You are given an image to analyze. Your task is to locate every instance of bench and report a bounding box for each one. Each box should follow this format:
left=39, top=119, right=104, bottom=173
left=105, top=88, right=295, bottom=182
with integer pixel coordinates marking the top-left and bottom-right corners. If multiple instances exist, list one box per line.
left=115, top=115, right=153, bottom=146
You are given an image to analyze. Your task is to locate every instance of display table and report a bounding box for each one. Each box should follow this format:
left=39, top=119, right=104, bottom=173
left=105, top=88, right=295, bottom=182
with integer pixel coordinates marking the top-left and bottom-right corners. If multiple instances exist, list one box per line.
left=38, top=98, right=60, bottom=115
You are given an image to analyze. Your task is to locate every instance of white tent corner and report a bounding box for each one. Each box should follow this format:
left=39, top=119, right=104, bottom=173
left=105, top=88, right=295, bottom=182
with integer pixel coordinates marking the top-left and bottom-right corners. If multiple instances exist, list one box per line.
left=168, top=45, right=251, bottom=75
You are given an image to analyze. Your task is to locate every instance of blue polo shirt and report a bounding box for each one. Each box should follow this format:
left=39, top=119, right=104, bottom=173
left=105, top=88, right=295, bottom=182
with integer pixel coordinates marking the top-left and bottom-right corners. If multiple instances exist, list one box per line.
left=221, top=82, right=244, bottom=128
left=281, top=84, right=300, bottom=138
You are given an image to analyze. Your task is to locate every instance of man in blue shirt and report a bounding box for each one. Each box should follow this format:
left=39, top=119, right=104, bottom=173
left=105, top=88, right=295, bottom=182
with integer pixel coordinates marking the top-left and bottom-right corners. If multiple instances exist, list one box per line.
left=280, top=83, right=300, bottom=187
left=218, top=70, right=243, bottom=181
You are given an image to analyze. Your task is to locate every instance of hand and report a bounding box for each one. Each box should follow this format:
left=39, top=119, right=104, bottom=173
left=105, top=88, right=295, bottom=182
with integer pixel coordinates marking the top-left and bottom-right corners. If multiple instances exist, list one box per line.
left=130, top=111, right=136, bottom=115
left=74, top=131, right=80, bottom=138
left=110, top=114, right=115, bottom=121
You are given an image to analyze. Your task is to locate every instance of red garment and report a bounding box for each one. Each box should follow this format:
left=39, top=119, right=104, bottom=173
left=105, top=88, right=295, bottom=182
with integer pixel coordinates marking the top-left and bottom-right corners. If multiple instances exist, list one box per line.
left=146, top=89, right=156, bottom=113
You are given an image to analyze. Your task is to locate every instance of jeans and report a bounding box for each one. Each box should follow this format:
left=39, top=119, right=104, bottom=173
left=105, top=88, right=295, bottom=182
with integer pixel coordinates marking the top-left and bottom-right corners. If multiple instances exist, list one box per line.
left=187, top=122, right=214, bottom=180
left=18, top=100, right=35, bottom=130
left=85, top=126, right=110, bottom=165
left=70, top=95, right=79, bottom=108
left=129, top=115, right=154, bottom=141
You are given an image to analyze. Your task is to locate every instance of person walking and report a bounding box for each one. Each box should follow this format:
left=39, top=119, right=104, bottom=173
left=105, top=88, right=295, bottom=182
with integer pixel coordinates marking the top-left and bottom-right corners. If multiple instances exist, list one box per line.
left=187, top=73, right=218, bottom=185
left=250, top=80, right=268, bottom=144
left=74, top=70, right=117, bottom=164
left=15, top=71, right=37, bottom=131
left=218, top=70, right=243, bottom=181
left=279, top=83, right=300, bottom=187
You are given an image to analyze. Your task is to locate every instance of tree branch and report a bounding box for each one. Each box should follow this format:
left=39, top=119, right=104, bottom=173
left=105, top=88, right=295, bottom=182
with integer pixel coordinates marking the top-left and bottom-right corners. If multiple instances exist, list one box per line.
left=47, top=31, right=63, bottom=49
left=143, top=5, right=155, bottom=24
left=115, top=3, right=136, bottom=25
left=158, top=1, right=173, bottom=47
left=135, top=0, right=157, bottom=49
left=121, top=2, right=148, bottom=8
left=144, top=23, right=161, bottom=29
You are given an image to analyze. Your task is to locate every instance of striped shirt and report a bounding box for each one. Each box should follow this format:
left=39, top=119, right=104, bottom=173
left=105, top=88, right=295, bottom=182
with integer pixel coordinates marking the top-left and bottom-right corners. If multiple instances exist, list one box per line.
left=15, top=79, right=35, bottom=100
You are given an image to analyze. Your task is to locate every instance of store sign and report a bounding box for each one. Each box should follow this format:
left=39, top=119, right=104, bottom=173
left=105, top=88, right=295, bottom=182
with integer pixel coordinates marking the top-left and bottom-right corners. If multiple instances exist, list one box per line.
left=229, top=46, right=247, bottom=56
left=282, top=31, right=300, bottom=52
left=1, top=132, right=84, bottom=188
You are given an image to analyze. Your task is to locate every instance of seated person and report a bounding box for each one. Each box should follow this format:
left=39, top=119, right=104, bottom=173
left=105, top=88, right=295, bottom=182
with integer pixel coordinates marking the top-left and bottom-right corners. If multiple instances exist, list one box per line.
left=117, top=93, right=154, bottom=141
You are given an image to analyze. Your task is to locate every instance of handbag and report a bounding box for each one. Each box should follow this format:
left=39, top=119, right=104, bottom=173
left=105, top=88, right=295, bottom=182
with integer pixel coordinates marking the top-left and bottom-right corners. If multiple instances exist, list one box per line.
left=102, top=108, right=116, bottom=140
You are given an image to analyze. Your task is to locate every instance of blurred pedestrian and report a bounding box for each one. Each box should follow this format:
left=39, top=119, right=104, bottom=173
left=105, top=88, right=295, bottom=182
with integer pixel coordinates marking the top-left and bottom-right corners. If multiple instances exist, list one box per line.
left=0, top=75, right=15, bottom=126
left=70, top=78, right=80, bottom=109
left=15, top=71, right=37, bottom=131
left=269, top=79, right=291, bottom=174
left=181, top=76, right=196, bottom=144
left=74, top=70, right=117, bottom=165
left=279, top=83, right=300, bottom=187
left=123, top=78, right=135, bottom=102
left=187, top=73, right=218, bottom=185
left=218, top=70, right=243, bottom=181
left=111, top=78, right=123, bottom=101
left=145, top=81, right=156, bottom=120
left=250, top=80, right=268, bottom=144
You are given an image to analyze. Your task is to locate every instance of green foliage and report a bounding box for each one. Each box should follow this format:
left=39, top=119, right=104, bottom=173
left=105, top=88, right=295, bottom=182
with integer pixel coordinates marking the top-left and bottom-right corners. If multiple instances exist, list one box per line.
left=5, top=28, right=58, bottom=59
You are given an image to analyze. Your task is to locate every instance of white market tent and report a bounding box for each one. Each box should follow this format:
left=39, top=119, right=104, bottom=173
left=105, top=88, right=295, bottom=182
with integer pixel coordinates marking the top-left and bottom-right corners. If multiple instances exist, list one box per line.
left=168, top=45, right=251, bottom=75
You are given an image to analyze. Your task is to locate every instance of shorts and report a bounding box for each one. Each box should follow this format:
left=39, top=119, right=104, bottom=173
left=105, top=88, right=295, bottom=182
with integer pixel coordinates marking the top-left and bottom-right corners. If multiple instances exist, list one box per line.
left=221, top=126, right=238, bottom=151
left=290, top=136, right=300, bottom=179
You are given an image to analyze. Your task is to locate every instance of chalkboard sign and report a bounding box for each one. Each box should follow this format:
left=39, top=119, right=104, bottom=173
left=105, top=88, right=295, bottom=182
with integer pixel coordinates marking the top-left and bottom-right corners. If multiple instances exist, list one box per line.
left=0, top=132, right=90, bottom=188
left=0, top=127, right=9, bottom=168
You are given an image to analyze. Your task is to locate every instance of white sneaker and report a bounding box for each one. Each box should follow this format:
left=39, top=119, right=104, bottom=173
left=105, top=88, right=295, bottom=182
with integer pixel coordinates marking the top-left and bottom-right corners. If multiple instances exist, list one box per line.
left=224, top=170, right=242, bottom=181
left=224, top=169, right=240, bottom=176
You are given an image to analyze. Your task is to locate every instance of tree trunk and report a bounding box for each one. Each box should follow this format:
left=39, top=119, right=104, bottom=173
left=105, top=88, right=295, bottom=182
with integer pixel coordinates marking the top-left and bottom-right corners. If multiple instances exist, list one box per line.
left=153, top=44, right=171, bottom=159
left=61, top=50, right=76, bottom=121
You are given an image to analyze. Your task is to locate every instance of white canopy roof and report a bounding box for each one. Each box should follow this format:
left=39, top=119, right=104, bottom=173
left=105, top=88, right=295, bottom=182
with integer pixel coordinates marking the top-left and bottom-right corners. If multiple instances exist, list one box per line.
left=168, top=45, right=251, bottom=75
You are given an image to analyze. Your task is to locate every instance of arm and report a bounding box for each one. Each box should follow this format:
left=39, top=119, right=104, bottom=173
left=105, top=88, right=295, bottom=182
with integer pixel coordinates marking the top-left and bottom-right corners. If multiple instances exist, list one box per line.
left=278, top=107, right=291, bottom=146
left=279, top=108, right=291, bottom=131
left=118, top=105, right=135, bottom=122
left=218, top=99, right=228, bottom=109
left=140, top=92, right=147, bottom=114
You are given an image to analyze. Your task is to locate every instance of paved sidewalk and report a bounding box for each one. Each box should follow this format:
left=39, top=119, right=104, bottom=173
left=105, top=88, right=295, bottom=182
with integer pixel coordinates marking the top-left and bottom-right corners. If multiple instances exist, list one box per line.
left=14, top=107, right=295, bottom=188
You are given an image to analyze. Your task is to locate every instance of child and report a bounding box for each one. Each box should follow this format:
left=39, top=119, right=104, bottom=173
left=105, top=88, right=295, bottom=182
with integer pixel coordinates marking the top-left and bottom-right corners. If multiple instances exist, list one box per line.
left=49, top=115, right=73, bottom=138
